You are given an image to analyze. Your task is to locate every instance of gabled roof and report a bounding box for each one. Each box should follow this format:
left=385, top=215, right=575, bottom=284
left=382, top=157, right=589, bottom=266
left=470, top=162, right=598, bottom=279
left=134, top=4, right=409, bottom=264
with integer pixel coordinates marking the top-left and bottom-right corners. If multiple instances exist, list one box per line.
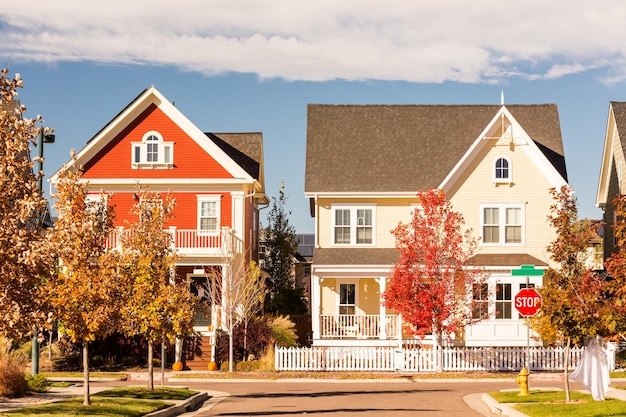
left=597, top=102, right=626, bottom=207
left=305, top=104, right=567, bottom=194
left=50, top=86, right=263, bottom=190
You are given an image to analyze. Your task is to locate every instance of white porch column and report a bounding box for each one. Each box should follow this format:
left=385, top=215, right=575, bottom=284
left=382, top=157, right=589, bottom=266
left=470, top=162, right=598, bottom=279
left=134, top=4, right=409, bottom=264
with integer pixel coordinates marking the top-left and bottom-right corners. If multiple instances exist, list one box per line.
left=311, top=273, right=321, bottom=341
left=378, top=276, right=387, bottom=339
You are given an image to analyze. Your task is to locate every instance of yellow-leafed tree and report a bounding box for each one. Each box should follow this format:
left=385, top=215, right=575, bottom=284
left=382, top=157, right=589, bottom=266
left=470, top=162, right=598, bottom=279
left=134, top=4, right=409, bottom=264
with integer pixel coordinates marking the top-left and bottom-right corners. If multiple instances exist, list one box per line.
left=46, top=168, right=122, bottom=405
left=120, top=187, right=197, bottom=391
left=0, top=69, right=54, bottom=339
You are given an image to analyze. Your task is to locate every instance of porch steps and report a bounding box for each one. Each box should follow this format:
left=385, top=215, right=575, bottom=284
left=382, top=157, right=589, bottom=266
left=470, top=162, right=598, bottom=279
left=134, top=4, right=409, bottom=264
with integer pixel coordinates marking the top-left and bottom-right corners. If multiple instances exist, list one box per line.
left=183, top=335, right=214, bottom=371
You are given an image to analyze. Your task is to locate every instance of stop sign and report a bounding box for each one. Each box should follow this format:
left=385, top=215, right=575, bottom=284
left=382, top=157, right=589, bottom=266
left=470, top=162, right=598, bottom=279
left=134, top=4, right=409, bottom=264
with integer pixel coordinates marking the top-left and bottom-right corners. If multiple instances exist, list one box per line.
left=514, top=288, right=542, bottom=316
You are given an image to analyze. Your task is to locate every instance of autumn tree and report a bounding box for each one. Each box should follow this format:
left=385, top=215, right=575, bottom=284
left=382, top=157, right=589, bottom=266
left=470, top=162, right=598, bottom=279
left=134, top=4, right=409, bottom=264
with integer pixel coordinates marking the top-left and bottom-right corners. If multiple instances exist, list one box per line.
left=533, top=186, right=607, bottom=401
left=119, top=187, right=197, bottom=391
left=0, top=69, right=53, bottom=339
left=203, top=245, right=266, bottom=372
left=383, top=189, right=486, bottom=372
left=263, top=181, right=306, bottom=315
left=46, top=168, right=122, bottom=405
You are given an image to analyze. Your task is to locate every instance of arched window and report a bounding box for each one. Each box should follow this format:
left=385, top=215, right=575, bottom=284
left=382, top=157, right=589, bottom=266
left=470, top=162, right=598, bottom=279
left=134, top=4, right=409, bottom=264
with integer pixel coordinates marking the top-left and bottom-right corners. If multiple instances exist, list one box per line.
left=494, top=157, right=510, bottom=182
left=131, top=131, right=174, bottom=168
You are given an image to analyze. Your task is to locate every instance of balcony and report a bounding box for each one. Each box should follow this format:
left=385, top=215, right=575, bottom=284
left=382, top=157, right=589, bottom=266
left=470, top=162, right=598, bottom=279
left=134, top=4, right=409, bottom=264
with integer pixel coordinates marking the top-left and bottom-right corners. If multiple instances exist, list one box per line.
left=320, top=314, right=399, bottom=340
left=106, top=226, right=243, bottom=257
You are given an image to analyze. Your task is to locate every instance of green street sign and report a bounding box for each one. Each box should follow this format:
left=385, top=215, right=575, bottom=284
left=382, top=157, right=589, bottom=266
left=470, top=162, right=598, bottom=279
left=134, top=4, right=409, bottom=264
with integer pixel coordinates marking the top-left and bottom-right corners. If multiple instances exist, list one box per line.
left=511, top=264, right=545, bottom=276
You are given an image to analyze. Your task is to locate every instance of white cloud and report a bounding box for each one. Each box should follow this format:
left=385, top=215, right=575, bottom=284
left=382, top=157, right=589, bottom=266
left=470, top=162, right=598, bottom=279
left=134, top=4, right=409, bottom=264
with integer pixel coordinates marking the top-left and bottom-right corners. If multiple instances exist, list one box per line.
left=2, top=0, right=626, bottom=83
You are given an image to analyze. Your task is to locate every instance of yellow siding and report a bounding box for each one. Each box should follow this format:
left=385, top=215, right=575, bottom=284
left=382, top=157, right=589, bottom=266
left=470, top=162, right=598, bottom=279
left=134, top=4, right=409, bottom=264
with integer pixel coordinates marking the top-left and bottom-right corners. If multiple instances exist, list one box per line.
left=320, top=279, right=336, bottom=314
left=317, top=197, right=417, bottom=248
left=448, top=138, right=557, bottom=265
left=359, top=279, right=381, bottom=315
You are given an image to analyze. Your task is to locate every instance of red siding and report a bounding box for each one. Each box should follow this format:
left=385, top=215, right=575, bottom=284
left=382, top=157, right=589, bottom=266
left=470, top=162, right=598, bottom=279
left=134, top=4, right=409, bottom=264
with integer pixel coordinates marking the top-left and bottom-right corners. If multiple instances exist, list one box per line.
left=108, top=192, right=233, bottom=229
left=82, top=104, right=233, bottom=179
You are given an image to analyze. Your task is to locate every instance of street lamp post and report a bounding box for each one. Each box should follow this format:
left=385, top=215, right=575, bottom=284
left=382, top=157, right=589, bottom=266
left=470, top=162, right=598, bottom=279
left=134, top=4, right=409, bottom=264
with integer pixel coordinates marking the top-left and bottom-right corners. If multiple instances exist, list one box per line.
left=32, top=128, right=55, bottom=376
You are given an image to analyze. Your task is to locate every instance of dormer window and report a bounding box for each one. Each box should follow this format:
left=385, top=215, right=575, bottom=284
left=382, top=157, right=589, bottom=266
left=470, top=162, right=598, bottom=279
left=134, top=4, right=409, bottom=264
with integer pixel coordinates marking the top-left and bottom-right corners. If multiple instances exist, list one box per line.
left=132, top=131, right=174, bottom=169
left=494, top=157, right=511, bottom=183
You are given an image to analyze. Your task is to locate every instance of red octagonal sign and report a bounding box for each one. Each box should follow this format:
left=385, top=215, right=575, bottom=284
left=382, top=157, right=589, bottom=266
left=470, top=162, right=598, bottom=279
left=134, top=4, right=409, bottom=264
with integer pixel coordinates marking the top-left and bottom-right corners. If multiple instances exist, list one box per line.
left=514, top=288, right=542, bottom=316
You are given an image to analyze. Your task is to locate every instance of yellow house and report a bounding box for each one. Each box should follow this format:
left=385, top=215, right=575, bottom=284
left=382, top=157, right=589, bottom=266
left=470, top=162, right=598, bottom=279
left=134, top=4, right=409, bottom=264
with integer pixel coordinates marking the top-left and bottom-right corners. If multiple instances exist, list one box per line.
left=304, top=103, right=568, bottom=347
left=596, top=102, right=626, bottom=261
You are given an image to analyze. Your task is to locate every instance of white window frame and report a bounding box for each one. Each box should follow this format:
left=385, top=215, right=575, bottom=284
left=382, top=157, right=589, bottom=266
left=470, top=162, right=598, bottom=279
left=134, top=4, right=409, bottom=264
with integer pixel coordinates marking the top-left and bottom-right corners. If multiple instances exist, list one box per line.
left=480, top=203, right=524, bottom=246
left=331, top=204, right=376, bottom=246
left=493, top=156, right=512, bottom=183
left=495, top=282, right=512, bottom=320
left=197, top=195, right=221, bottom=235
left=338, top=282, right=357, bottom=315
left=131, top=131, right=174, bottom=169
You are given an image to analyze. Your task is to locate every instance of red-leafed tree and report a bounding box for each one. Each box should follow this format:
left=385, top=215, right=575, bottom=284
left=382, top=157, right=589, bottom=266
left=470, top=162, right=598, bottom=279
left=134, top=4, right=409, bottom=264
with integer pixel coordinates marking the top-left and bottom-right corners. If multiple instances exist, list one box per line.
left=383, top=189, right=486, bottom=371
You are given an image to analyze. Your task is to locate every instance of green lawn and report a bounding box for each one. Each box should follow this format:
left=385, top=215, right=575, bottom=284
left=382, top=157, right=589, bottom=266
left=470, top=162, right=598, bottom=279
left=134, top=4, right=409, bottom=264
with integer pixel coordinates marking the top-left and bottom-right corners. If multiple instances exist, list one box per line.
left=0, top=387, right=198, bottom=417
left=489, top=390, right=626, bottom=417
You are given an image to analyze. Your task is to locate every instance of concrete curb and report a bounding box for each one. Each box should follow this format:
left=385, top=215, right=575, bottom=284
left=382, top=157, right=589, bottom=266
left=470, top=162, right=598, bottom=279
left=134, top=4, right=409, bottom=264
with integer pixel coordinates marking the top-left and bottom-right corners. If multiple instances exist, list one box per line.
left=145, top=392, right=209, bottom=417
left=481, top=393, right=530, bottom=417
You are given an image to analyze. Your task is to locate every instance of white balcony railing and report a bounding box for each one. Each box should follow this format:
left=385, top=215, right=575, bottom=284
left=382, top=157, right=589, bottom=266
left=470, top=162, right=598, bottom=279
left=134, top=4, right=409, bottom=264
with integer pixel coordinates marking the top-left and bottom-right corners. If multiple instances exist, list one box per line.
left=106, top=227, right=243, bottom=256
left=320, top=314, right=398, bottom=339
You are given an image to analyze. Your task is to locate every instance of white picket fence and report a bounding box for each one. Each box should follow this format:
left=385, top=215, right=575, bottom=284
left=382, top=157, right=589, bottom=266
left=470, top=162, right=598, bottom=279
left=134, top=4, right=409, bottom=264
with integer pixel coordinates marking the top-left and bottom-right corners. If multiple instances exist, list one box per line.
left=275, top=345, right=588, bottom=372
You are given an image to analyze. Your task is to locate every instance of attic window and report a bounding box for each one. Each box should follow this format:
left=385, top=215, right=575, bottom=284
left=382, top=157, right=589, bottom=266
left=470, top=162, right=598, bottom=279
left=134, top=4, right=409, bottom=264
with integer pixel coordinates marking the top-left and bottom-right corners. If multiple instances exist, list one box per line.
left=131, top=131, right=174, bottom=169
left=494, top=157, right=511, bottom=183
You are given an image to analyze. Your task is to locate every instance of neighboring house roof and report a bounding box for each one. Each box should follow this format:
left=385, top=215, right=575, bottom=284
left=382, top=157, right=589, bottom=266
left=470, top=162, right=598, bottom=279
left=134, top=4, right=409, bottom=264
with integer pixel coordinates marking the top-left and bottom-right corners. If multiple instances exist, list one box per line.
left=305, top=104, right=567, bottom=194
left=597, top=101, right=626, bottom=208
left=206, top=132, right=262, bottom=181
left=313, top=247, right=398, bottom=266
left=468, top=254, right=548, bottom=268
left=312, top=249, right=548, bottom=268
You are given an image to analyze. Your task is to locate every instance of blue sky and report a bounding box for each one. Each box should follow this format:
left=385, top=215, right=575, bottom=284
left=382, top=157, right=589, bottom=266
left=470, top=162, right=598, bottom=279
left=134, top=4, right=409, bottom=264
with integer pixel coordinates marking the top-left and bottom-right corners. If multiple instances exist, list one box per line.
left=2, top=1, right=626, bottom=233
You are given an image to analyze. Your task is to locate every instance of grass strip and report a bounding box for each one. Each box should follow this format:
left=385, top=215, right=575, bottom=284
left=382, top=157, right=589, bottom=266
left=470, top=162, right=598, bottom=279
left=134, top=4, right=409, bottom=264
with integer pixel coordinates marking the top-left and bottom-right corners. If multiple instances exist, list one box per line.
left=0, top=386, right=198, bottom=416
left=489, top=390, right=626, bottom=417
left=0, top=396, right=171, bottom=416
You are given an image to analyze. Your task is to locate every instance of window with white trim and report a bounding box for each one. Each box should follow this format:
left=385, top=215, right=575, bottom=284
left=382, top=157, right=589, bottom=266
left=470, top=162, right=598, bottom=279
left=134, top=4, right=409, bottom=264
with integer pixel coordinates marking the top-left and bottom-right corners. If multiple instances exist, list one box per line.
left=481, top=204, right=524, bottom=245
left=472, top=283, right=489, bottom=320
left=139, top=198, right=163, bottom=222
left=332, top=205, right=375, bottom=245
left=495, top=283, right=512, bottom=319
left=197, top=196, right=220, bottom=234
left=339, top=283, right=356, bottom=315
left=131, top=131, right=174, bottom=168
left=494, top=157, right=511, bottom=182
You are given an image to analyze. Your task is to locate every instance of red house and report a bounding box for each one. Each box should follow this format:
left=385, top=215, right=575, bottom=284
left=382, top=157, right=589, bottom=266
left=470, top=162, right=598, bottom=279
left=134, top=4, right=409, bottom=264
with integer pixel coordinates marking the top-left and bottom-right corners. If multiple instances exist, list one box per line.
left=50, top=86, right=267, bottom=368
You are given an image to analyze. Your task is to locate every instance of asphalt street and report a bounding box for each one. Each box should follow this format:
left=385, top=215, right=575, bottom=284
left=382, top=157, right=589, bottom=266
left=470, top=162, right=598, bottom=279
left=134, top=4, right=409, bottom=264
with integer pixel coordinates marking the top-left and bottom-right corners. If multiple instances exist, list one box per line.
left=157, top=376, right=575, bottom=417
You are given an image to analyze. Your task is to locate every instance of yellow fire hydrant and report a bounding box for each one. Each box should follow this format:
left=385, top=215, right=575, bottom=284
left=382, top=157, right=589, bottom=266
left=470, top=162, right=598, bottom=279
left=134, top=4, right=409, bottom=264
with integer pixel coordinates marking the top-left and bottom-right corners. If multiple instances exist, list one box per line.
left=516, top=367, right=529, bottom=396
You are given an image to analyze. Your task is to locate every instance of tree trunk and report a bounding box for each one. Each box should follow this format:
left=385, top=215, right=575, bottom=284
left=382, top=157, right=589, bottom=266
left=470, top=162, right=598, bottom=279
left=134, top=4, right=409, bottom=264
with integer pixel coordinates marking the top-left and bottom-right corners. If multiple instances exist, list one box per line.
left=229, top=328, right=234, bottom=372
left=83, top=343, right=91, bottom=406
left=564, top=337, right=571, bottom=402
left=147, top=342, right=154, bottom=391
left=160, top=338, right=165, bottom=387
left=243, top=320, right=248, bottom=361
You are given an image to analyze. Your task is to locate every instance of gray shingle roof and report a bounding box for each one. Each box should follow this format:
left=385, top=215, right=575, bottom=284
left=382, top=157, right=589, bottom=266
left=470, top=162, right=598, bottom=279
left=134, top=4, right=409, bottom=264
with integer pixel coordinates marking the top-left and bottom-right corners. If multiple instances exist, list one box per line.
left=305, top=104, right=567, bottom=193
left=206, top=132, right=263, bottom=181
left=611, top=102, right=626, bottom=152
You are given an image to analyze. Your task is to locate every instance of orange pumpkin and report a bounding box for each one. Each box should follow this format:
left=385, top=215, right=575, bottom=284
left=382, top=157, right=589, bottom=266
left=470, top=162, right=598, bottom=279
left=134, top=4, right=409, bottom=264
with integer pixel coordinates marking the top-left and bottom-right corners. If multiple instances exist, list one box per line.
left=207, top=361, right=218, bottom=371
left=172, top=361, right=184, bottom=371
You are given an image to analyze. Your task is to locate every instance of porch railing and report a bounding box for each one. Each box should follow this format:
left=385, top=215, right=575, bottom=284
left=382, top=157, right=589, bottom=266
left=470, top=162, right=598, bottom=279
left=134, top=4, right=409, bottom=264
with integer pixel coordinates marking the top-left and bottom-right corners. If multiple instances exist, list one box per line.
left=105, top=226, right=242, bottom=254
left=320, top=314, right=398, bottom=339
